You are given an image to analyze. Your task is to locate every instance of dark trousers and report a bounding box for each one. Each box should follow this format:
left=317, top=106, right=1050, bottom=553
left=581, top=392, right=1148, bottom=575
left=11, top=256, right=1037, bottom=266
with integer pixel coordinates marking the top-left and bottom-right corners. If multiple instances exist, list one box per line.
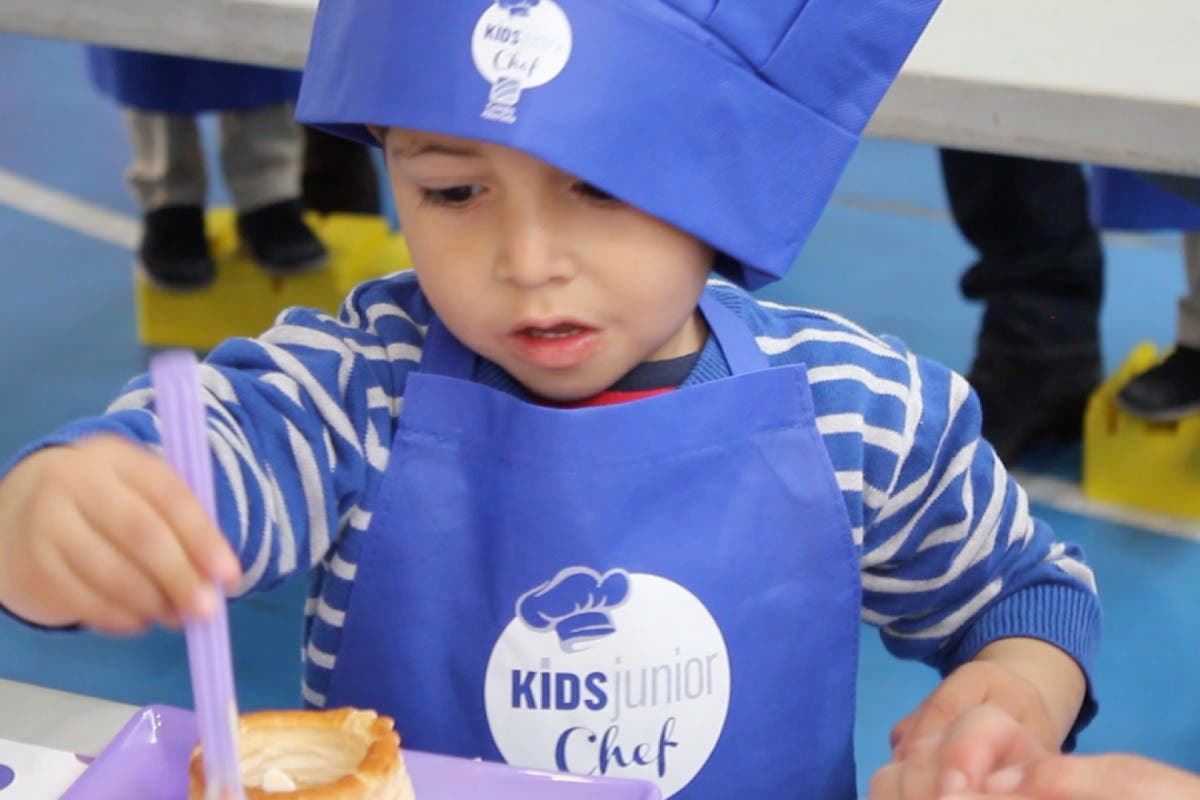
left=940, top=149, right=1104, bottom=361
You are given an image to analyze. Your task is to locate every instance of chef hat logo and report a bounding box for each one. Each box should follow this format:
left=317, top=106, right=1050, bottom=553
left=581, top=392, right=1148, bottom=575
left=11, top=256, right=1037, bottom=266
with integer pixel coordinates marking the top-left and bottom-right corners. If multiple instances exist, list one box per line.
left=498, top=0, right=540, bottom=15
left=516, top=567, right=630, bottom=653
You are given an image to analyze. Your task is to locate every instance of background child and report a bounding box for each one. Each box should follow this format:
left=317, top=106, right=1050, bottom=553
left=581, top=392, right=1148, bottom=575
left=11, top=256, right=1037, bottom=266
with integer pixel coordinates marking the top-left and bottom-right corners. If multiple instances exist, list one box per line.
left=87, top=48, right=329, bottom=288
left=0, top=2, right=1099, bottom=799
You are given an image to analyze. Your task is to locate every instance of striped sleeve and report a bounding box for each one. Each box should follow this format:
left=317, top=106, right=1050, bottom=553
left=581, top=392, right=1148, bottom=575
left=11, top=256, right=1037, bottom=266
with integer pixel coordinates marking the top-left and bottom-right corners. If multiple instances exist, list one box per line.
left=17, top=274, right=426, bottom=596
left=749, top=293, right=1099, bottom=737
left=855, top=339, right=1099, bottom=681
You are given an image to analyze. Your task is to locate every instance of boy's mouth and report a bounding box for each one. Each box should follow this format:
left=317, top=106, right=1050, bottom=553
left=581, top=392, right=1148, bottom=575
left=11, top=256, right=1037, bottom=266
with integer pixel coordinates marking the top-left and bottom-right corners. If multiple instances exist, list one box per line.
left=523, top=323, right=586, bottom=339
left=508, top=320, right=601, bottom=370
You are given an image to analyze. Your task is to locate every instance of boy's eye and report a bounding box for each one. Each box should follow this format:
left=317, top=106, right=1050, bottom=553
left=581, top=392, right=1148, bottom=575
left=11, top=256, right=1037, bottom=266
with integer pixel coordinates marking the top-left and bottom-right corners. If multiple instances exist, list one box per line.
left=574, top=181, right=618, bottom=202
left=421, top=185, right=484, bottom=205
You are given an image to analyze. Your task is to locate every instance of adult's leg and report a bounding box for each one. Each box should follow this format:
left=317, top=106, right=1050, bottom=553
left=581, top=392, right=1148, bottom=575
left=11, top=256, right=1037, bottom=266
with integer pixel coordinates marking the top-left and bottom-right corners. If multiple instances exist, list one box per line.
left=941, top=149, right=1104, bottom=463
left=1117, top=231, right=1200, bottom=420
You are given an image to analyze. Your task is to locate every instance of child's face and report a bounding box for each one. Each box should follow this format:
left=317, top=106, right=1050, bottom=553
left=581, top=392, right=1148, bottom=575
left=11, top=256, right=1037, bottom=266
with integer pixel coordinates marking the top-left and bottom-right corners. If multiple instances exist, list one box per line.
left=380, top=128, right=714, bottom=402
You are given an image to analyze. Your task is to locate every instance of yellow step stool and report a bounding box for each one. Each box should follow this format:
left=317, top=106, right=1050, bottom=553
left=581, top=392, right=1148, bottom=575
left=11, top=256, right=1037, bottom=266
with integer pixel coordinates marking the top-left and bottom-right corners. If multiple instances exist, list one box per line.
left=1082, top=342, right=1200, bottom=519
left=135, top=209, right=412, bottom=350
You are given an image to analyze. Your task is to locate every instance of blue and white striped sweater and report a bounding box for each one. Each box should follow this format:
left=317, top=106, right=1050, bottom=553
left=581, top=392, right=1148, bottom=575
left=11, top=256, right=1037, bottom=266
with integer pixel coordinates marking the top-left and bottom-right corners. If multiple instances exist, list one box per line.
left=28, top=272, right=1100, bottom=726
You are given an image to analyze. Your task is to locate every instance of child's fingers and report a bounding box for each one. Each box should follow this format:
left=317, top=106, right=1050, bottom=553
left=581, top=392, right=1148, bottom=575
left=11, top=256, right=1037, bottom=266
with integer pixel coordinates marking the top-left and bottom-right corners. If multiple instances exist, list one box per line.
left=892, top=680, right=981, bottom=760
left=867, top=759, right=902, bottom=799
left=931, top=705, right=1050, bottom=793
left=54, top=515, right=175, bottom=625
left=867, top=733, right=947, bottom=800
left=74, top=481, right=223, bottom=620
left=111, top=443, right=242, bottom=589
left=889, top=713, right=916, bottom=754
left=36, top=537, right=153, bottom=635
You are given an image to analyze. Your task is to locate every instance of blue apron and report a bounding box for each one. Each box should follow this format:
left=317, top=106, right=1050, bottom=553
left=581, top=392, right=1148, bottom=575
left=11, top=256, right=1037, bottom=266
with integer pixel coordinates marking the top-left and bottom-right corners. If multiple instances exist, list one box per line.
left=86, top=48, right=301, bottom=113
left=1090, top=167, right=1200, bottom=231
left=324, top=290, right=862, bottom=799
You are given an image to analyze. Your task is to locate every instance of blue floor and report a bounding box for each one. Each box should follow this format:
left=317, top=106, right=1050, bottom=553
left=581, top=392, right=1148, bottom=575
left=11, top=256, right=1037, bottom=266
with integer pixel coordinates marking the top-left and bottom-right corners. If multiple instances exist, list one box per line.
left=1, top=33, right=1198, bottom=791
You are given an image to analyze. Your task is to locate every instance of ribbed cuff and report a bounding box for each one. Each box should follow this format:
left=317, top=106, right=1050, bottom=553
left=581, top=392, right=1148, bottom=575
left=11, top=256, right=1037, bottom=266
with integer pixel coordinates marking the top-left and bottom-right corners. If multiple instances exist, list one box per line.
left=943, top=582, right=1102, bottom=751
left=0, top=417, right=147, bottom=484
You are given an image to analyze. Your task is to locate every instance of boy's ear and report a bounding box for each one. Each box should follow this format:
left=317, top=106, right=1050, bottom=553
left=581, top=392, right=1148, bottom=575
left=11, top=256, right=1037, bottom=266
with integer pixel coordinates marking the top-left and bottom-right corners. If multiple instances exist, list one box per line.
left=366, top=125, right=388, bottom=144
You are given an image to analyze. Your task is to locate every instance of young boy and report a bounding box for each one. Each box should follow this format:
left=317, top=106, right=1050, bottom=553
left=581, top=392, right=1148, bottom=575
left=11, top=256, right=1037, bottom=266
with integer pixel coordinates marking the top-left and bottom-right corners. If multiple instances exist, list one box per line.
left=0, top=2, right=1099, bottom=799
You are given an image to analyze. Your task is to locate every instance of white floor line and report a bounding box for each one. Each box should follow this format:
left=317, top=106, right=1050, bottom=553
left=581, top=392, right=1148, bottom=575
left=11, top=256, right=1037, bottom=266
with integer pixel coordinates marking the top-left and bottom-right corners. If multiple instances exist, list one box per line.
left=0, top=167, right=138, bottom=251
left=1013, top=469, right=1200, bottom=541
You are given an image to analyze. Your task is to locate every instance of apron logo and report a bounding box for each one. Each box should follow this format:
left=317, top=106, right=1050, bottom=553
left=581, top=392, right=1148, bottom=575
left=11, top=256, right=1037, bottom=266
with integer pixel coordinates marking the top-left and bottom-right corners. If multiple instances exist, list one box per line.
left=516, top=567, right=629, bottom=652
left=472, top=0, right=573, bottom=124
left=484, top=567, right=731, bottom=798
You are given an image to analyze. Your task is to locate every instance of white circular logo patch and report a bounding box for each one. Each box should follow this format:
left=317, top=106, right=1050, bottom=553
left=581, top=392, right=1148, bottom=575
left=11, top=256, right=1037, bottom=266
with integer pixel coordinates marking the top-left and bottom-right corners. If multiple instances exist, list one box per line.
left=472, top=0, right=573, bottom=124
left=484, top=568, right=731, bottom=798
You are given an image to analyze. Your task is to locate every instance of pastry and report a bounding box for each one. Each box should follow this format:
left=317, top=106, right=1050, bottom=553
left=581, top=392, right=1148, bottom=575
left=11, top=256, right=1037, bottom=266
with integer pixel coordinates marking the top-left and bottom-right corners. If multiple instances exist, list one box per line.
left=188, top=708, right=415, bottom=799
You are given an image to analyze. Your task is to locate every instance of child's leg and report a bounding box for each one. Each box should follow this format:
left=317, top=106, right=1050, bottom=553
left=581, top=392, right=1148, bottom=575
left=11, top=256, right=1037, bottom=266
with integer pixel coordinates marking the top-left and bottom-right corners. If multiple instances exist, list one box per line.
left=218, top=104, right=327, bottom=274
left=123, top=109, right=207, bottom=210
left=217, top=102, right=302, bottom=213
left=123, top=109, right=214, bottom=289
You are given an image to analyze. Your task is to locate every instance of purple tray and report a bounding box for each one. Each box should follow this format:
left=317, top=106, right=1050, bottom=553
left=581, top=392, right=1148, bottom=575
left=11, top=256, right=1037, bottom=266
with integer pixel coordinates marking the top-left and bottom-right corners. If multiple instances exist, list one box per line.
left=61, top=705, right=663, bottom=799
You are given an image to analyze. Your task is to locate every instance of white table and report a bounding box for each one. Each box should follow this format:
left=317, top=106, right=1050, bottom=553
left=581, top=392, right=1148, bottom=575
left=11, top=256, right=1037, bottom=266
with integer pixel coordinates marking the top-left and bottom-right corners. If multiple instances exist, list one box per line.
left=2, top=0, right=1199, bottom=176
left=0, top=678, right=136, bottom=756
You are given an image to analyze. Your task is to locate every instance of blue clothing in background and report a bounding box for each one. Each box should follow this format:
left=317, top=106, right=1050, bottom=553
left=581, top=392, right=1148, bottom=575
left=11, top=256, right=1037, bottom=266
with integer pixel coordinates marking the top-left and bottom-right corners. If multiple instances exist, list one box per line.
left=86, top=48, right=300, bottom=113
left=1091, top=167, right=1200, bottom=232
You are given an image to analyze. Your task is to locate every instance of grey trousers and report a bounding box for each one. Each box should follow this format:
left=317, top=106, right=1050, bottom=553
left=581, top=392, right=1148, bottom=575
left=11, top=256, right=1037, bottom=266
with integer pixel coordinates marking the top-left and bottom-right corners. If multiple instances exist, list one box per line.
left=1180, top=233, right=1200, bottom=349
left=122, top=102, right=302, bottom=213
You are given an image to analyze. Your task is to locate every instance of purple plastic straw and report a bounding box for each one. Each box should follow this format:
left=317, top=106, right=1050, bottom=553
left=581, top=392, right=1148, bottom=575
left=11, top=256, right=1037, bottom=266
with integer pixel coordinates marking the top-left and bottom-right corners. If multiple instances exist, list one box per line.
left=150, top=350, right=245, bottom=800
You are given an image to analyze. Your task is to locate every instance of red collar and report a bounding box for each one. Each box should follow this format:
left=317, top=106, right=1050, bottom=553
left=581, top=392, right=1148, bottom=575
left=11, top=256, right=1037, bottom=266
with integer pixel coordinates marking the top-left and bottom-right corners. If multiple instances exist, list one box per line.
left=538, top=386, right=676, bottom=409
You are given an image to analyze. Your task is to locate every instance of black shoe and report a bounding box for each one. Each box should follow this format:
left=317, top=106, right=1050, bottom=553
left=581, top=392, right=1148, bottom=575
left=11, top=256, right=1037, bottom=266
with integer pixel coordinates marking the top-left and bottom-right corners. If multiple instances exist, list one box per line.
left=301, top=126, right=382, bottom=215
left=236, top=199, right=329, bottom=276
left=1115, top=345, right=1200, bottom=421
left=968, top=351, right=1102, bottom=465
left=138, top=206, right=216, bottom=290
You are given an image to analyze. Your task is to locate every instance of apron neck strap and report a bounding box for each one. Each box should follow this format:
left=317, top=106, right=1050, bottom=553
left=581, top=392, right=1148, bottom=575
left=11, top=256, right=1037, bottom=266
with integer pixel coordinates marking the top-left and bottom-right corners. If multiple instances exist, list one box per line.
left=421, top=316, right=474, bottom=380
left=696, top=289, right=768, bottom=374
left=422, top=285, right=768, bottom=380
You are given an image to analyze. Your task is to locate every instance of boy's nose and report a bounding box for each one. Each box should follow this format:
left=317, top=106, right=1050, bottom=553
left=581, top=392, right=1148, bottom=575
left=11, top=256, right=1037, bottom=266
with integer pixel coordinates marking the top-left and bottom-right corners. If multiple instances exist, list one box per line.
left=493, top=217, right=577, bottom=288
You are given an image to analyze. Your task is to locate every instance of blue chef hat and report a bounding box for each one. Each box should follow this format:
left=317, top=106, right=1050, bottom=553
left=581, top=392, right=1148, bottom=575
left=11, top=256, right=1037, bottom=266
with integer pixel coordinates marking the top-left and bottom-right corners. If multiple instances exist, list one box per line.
left=296, top=0, right=942, bottom=288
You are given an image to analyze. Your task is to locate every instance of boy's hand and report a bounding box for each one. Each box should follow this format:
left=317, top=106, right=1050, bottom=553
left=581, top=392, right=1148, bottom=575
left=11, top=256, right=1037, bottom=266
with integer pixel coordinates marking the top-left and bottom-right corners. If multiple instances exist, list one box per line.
left=890, top=657, right=1060, bottom=763
left=869, top=704, right=1050, bottom=800
left=871, top=638, right=1086, bottom=800
left=0, top=435, right=241, bottom=634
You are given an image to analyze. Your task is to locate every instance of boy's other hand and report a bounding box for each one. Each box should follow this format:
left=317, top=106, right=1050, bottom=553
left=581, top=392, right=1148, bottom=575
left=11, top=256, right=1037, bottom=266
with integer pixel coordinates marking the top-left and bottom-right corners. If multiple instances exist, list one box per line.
left=890, top=657, right=1061, bottom=763
left=872, top=637, right=1087, bottom=800
left=868, top=704, right=1049, bottom=800
left=0, top=435, right=241, bottom=634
